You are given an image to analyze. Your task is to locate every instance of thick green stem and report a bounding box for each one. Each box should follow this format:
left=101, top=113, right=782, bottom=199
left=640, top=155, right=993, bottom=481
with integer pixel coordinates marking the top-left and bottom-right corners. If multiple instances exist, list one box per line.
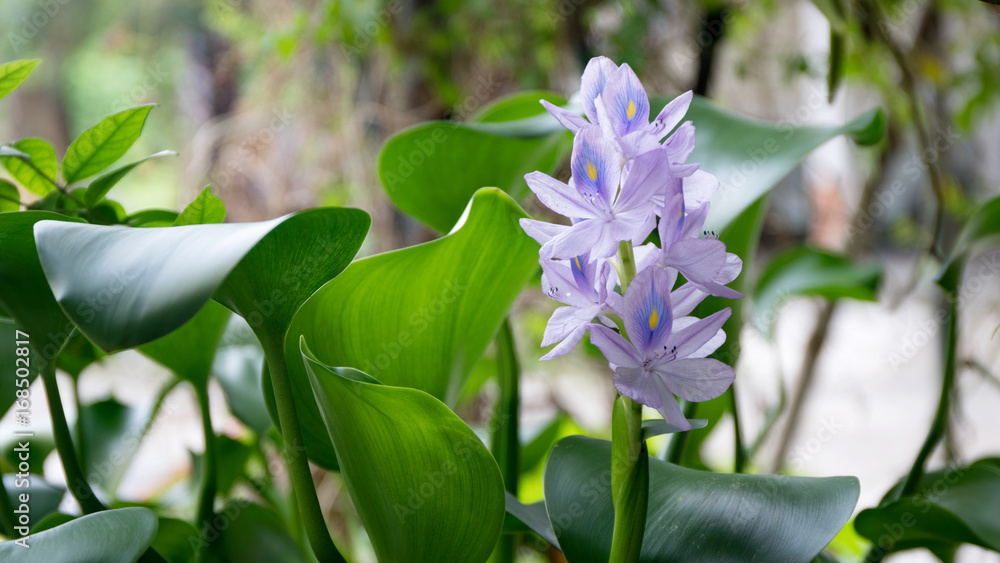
left=610, top=395, right=648, bottom=563
left=864, top=295, right=958, bottom=563
left=490, top=319, right=520, bottom=563
left=261, top=338, right=346, bottom=563
left=40, top=361, right=105, bottom=514
left=195, top=383, right=218, bottom=557
left=609, top=241, right=647, bottom=562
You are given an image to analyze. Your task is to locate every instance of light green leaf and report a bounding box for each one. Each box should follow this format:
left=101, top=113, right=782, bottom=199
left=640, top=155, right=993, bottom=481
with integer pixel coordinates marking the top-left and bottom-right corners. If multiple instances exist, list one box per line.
left=127, top=209, right=179, bottom=227
left=378, top=93, right=571, bottom=232
left=140, top=300, right=231, bottom=387
left=0, top=180, right=19, bottom=212
left=753, top=247, right=881, bottom=335
left=855, top=458, right=1000, bottom=557
left=32, top=207, right=370, bottom=353
left=0, top=60, right=40, bottom=100
left=173, top=186, right=226, bottom=226
left=0, top=507, right=157, bottom=563
left=544, top=436, right=859, bottom=563
left=78, top=398, right=149, bottom=494
left=281, top=188, right=538, bottom=468
left=504, top=492, right=559, bottom=548
left=1, top=138, right=58, bottom=196
left=937, top=195, right=1000, bottom=292
left=151, top=517, right=200, bottom=563
left=62, top=105, right=155, bottom=184
left=84, top=150, right=177, bottom=207
left=469, top=90, right=567, bottom=123
left=301, top=342, right=505, bottom=563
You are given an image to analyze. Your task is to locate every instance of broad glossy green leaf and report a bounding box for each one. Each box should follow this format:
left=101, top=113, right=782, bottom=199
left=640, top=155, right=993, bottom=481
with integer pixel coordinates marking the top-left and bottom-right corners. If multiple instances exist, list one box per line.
left=544, top=436, right=859, bottom=563
left=855, top=458, right=1000, bottom=556
left=140, top=300, right=231, bottom=387
left=379, top=96, right=570, bottom=232
left=84, top=150, right=176, bottom=207
left=677, top=97, right=885, bottom=233
left=753, top=247, right=881, bottom=335
left=62, top=105, right=155, bottom=184
left=30, top=512, right=75, bottom=533
left=3, top=475, right=64, bottom=529
left=469, top=91, right=567, bottom=123
left=0, top=319, right=26, bottom=418
left=78, top=397, right=148, bottom=494
left=0, top=180, right=20, bottom=212
left=173, top=186, right=225, bottom=226
left=0, top=212, right=84, bottom=360
left=33, top=207, right=370, bottom=353
left=302, top=344, right=505, bottom=563
left=282, top=188, right=537, bottom=468
left=206, top=501, right=308, bottom=563
left=937, top=195, right=1000, bottom=292
left=0, top=506, right=157, bottom=562
left=212, top=316, right=272, bottom=436
left=0, top=60, right=39, bottom=100
left=1, top=138, right=58, bottom=196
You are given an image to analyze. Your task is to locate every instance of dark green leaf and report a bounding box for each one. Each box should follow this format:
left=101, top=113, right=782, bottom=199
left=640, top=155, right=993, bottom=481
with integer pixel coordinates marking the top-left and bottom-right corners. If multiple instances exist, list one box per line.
left=0, top=180, right=19, bottom=212
left=1, top=138, right=58, bottom=196
left=84, top=150, right=177, bottom=207
left=151, top=517, right=200, bottom=563
left=0, top=506, right=158, bottom=562
left=642, top=418, right=708, bottom=439
left=56, top=330, right=105, bottom=378
left=3, top=474, right=64, bottom=529
left=30, top=512, right=75, bottom=533
left=172, top=186, right=226, bottom=226
left=33, top=207, right=370, bottom=353
left=206, top=501, right=308, bottom=563
left=282, top=189, right=537, bottom=468
left=0, top=60, right=40, bottom=100
left=676, top=97, right=885, bottom=233
left=504, top=492, right=559, bottom=548
left=78, top=398, right=148, bottom=494
left=140, top=300, right=231, bottom=387
left=62, top=105, right=155, bottom=184
left=301, top=342, right=505, bottom=563
left=0, top=212, right=85, bottom=359
left=1, top=434, right=54, bottom=475
left=753, top=247, right=881, bottom=335
left=855, top=458, right=1000, bottom=556
left=544, top=436, right=859, bottom=563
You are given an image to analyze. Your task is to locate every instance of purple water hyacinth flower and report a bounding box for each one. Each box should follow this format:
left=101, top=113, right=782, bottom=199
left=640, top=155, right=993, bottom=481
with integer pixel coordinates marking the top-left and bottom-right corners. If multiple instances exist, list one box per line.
left=589, top=267, right=735, bottom=431
left=539, top=255, right=617, bottom=360
left=541, top=57, right=696, bottom=161
left=519, top=127, right=676, bottom=261
left=642, top=193, right=744, bottom=299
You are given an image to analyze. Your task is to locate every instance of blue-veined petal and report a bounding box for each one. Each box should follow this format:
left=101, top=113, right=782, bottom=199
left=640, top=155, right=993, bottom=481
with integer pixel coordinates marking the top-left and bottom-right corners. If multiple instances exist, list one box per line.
left=570, top=126, right=620, bottom=212
left=649, top=91, right=693, bottom=140
left=615, top=148, right=674, bottom=214
left=525, top=171, right=599, bottom=219
left=600, top=63, right=650, bottom=138
left=589, top=324, right=642, bottom=369
left=661, top=308, right=730, bottom=360
left=541, top=99, right=589, bottom=133
left=621, top=266, right=674, bottom=356
left=580, top=56, right=619, bottom=124
left=655, top=357, right=734, bottom=402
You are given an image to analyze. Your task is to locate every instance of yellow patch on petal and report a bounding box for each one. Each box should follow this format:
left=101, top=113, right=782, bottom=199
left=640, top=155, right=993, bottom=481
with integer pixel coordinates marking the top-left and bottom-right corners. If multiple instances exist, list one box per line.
left=586, top=161, right=597, bottom=181
left=627, top=100, right=636, bottom=120
left=649, top=307, right=659, bottom=331
left=574, top=256, right=582, bottom=272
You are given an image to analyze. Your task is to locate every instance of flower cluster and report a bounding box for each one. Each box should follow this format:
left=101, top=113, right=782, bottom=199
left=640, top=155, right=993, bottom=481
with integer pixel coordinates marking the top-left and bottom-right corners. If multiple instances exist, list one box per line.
left=522, top=57, right=742, bottom=430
